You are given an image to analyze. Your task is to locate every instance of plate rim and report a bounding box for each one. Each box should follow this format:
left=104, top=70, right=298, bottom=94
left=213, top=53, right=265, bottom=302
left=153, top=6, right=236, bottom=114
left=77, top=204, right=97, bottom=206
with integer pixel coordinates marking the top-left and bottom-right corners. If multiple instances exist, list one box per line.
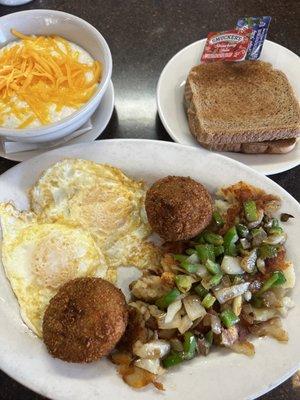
left=156, top=39, right=300, bottom=176
left=0, top=138, right=299, bottom=400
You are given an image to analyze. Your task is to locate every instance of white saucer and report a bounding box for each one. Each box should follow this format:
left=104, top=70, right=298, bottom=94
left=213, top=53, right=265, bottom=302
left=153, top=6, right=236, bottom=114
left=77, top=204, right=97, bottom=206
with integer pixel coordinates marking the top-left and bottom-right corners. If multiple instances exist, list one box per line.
left=0, top=80, right=115, bottom=162
left=157, top=40, right=300, bottom=175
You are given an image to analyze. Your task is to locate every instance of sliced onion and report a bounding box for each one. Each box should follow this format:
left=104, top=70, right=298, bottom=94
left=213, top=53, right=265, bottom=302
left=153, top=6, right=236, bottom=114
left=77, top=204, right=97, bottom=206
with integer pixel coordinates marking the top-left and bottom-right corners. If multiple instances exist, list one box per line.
left=195, top=265, right=208, bottom=278
left=133, top=340, right=170, bottom=359
left=243, top=290, right=252, bottom=302
left=221, top=256, right=244, bottom=275
left=256, top=258, right=266, bottom=274
left=240, top=249, right=257, bottom=273
left=214, top=282, right=250, bottom=304
left=263, top=232, right=287, bottom=245
left=247, top=209, right=264, bottom=229
left=183, top=295, right=206, bottom=321
left=157, top=311, right=181, bottom=329
left=251, top=228, right=267, bottom=246
left=202, top=313, right=222, bottom=334
left=134, top=358, right=165, bottom=375
left=178, top=315, right=193, bottom=334
left=165, top=299, right=182, bottom=324
left=187, top=253, right=200, bottom=264
left=252, top=307, right=278, bottom=322
left=240, top=238, right=251, bottom=250
left=210, top=314, right=222, bottom=335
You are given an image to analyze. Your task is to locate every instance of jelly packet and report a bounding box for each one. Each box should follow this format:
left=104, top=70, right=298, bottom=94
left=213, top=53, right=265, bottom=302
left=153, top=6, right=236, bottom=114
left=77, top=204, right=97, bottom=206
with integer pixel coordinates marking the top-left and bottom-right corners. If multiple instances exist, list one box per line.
left=236, top=16, right=271, bottom=60
left=201, top=29, right=252, bottom=63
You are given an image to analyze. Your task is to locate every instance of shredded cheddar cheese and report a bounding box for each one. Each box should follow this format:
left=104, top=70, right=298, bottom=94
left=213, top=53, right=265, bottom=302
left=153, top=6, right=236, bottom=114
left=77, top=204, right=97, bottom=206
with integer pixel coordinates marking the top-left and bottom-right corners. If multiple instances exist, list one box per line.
left=0, top=30, right=102, bottom=128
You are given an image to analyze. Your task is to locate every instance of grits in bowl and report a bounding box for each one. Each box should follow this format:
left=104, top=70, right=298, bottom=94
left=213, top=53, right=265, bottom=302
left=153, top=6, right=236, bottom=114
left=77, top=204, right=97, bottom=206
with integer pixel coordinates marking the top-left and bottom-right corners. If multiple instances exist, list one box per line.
left=0, top=30, right=102, bottom=129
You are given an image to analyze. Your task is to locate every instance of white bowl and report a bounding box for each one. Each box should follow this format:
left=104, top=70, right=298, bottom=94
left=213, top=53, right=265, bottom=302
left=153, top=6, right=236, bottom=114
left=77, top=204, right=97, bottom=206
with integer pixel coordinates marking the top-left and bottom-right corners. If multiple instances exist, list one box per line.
left=0, top=9, right=112, bottom=143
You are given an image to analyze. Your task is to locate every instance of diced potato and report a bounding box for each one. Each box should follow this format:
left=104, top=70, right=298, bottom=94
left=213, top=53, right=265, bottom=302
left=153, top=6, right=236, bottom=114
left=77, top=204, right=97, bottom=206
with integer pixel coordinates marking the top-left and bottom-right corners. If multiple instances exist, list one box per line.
left=120, top=365, right=156, bottom=389
left=230, top=341, right=255, bottom=357
left=281, top=262, right=295, bottom=289
left=252, top=307, right=278, bottom=322
left=250, top=318, right=288, bottom=342
left=110, top=351, right=132, bottom=366
left=233, top=295, right=242, bottom=316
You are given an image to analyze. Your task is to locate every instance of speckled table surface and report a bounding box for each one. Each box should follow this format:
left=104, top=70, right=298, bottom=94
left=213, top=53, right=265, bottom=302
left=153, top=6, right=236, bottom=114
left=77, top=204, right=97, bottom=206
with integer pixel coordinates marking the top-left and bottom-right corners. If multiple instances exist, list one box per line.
left=0, top=0, right=299, bottom=399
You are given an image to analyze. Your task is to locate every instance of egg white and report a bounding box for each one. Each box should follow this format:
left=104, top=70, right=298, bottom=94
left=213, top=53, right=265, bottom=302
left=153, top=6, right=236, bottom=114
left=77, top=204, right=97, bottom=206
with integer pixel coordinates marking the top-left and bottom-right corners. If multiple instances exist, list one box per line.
left=29, top=159, right=160, bottom=269
left=0, top=202, right=108, bottom=336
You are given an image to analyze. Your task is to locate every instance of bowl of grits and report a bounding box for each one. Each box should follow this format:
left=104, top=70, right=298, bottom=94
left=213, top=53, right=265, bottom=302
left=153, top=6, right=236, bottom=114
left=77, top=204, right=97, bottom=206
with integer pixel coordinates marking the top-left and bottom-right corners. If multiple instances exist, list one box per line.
left=0, top=10, right=112, bottom=143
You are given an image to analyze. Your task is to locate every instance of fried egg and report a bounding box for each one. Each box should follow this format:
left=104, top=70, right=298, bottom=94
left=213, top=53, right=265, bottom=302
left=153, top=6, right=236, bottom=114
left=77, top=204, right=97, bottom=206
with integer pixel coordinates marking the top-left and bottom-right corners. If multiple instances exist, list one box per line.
left=0, top=202, right=108, bottom=336
left=29, top=159, right=159, bottom=269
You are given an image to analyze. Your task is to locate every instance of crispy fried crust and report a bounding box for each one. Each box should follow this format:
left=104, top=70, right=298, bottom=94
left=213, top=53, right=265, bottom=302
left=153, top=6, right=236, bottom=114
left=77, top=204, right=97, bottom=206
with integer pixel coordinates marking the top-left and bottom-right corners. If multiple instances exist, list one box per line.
left=43, top=277, right=128, bottom=363
left=117, top=306, right=148, bottom=352
left=145, top=176, right=213, bottom=241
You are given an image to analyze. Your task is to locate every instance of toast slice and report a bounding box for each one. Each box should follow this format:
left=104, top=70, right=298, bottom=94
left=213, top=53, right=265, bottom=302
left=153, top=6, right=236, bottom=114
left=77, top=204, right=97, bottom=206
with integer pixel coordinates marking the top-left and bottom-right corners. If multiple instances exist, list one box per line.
left=185, top=61, right=300, bottom=145
left=199, top=138, right=297, bottom=154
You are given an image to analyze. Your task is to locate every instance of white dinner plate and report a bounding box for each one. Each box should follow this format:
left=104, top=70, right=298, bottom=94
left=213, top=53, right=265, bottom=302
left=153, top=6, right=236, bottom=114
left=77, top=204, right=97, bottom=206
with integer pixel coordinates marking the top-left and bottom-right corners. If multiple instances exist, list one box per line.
left=0, top=81, right=115, bottom=162
left=0, top=139, right=299, bottom=400
left=157, top=40, right=300, bottom=175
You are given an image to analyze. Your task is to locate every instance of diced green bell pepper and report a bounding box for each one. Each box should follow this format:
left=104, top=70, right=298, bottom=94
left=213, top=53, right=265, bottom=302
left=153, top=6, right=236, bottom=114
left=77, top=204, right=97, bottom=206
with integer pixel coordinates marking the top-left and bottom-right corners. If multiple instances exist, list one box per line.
left=196, top=244, right=215, bottom=262
left=243, top=200, right=258, bottom=222
left=236, top=223, right=249, bottom=238
left=183, top=332, right=197, bottom=360
left=203, top=231, right=224, bottom=245
left=205, top=259, right=221, bottom=275
left=201, top=293, right=216, bottom=309
left=194, top=283, right=209, bottom=299
left=220, top=309, right=240, bottom=328
left=155, top=288, right=181, bottom=309
left=212, top=211, right=224, bottom=227
left=162, top=352, right=184, bottom=368
left=224, top=226, right=239, bottom=256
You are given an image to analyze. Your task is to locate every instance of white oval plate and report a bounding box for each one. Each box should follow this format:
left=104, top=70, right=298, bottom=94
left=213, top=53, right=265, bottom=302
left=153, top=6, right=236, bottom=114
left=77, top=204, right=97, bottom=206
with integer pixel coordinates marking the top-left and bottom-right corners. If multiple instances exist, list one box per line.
left=0, top=81, right=114, bottom=162
left=0, top=139, right=299, bottom=400
left=157, top=40, right=300, bottom=175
